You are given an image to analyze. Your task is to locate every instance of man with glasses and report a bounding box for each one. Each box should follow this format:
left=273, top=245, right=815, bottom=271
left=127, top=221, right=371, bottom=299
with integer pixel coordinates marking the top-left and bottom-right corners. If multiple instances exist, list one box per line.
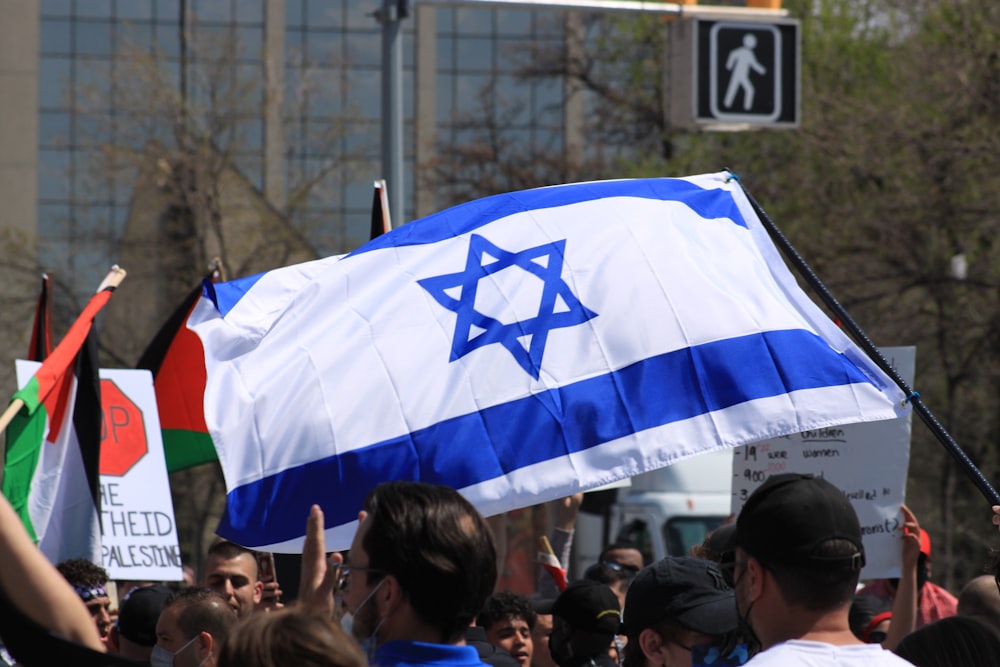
left=307, top=481, right=497, bottom=667
left=723, top=473, right=911, bottom=666
left=596, top=543, right=644, bottom=574
left=621, top=557, right=744, bottom=667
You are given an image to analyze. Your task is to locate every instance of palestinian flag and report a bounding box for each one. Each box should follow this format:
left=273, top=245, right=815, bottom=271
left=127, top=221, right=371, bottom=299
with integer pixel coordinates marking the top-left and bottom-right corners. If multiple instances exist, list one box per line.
left=2, top=276, right=118, bottom=564
left=136, top=280, right=216, bottom=472
left=28, top=274, right=52, bottom=361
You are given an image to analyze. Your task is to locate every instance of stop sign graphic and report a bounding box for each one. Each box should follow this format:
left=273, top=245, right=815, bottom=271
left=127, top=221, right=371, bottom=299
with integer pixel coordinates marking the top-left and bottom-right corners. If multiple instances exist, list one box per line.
left=99, top=379, right=149, bottom=476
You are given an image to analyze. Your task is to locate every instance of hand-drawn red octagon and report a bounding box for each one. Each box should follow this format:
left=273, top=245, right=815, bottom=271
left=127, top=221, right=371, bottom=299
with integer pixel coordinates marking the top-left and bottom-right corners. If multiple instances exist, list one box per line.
left=99, top=379, right=148, bottom=476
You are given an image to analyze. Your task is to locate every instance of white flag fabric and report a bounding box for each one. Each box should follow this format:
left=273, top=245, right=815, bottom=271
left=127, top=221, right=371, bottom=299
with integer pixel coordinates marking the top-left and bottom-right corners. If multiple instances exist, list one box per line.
left=189, top=173, right=908, bottom=552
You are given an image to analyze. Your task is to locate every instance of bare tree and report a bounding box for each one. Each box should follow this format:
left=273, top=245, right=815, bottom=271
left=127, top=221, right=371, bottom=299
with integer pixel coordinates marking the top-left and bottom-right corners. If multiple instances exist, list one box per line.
left=49, top=23, right=376, bottom=567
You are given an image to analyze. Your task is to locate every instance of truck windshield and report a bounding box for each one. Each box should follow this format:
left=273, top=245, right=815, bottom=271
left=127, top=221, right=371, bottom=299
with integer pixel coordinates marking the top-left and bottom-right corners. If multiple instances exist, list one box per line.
left=664, top=516, right=725, bottom=557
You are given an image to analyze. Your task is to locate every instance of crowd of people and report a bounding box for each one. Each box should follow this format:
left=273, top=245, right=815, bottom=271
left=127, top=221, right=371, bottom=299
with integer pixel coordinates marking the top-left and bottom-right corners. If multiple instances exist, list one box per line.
left=3, top=475, right=1000, bottom=667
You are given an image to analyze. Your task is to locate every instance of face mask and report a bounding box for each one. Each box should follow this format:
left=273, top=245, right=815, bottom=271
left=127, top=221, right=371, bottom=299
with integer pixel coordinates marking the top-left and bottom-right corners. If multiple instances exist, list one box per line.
left=343, top=578, right=387, bottom=659
left=731, top=565, right=760, bottom=652
left=150, top=635, right=199, bottom=667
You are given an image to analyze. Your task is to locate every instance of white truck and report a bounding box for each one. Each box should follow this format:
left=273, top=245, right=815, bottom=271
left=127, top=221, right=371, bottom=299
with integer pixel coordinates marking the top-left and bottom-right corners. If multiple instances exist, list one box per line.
left=571, top=449, right=734, bottom=576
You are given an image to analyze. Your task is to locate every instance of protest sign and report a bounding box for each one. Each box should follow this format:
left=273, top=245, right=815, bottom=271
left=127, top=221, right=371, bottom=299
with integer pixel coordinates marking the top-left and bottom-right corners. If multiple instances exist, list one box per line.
left=97, top=368, right=183, bottom=580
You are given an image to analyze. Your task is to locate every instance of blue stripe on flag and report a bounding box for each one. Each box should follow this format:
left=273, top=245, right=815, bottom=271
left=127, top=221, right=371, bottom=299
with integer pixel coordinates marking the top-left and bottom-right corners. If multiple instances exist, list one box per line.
left=206, top=178, right=741, bottom=318
left=217, top=328, right=870, bottom=546
left=203, top=273, right=266, bottom=317
left=352, top=178, right=745, bottom=257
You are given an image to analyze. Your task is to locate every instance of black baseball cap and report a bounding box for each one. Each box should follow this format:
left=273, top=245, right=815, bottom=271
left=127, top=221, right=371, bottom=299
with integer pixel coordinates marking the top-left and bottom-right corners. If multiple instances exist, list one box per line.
left=621, top=557, right=737, bottom=636
left=726, top=473, right=865, bottom=571
left=533, top=597, right=556, bottom=615
left=117, top=585, right=174, bottom=647
left=551, top=579, right=621, bottom=635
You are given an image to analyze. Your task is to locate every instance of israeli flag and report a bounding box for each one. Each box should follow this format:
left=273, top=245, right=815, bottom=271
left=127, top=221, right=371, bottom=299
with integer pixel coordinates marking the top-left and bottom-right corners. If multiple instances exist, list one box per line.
left=189, top=173, right=907, bottom=552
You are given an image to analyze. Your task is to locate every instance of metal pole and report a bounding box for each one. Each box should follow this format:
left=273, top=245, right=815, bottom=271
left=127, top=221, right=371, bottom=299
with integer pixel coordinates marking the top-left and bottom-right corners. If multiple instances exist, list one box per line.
left=738, top=177, right=1000, bottom=507
left=380, top=0, right=405, bottom=225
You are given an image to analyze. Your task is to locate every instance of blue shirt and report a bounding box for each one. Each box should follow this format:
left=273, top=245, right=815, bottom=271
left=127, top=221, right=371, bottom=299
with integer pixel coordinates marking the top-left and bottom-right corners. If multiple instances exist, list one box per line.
left=374, top=640, right=489, bottom=667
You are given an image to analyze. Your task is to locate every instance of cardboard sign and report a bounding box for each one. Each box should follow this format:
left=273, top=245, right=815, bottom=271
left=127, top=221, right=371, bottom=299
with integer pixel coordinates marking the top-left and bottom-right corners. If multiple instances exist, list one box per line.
left=97, top=368, right=183, bottom=580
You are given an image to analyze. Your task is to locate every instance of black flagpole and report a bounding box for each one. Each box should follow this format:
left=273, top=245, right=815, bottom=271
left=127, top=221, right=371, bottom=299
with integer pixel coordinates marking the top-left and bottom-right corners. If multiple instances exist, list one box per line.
left=735, top=174, right=1000, bottom=507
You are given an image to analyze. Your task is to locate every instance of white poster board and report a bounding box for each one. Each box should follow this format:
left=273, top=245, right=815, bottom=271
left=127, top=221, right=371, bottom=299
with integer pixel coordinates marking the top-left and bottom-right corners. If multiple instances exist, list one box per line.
left=15, top=361, right=184, bottom=580
left=730, top=347, right=915, bottom=579
left=97, top=368, right=183, bottom=581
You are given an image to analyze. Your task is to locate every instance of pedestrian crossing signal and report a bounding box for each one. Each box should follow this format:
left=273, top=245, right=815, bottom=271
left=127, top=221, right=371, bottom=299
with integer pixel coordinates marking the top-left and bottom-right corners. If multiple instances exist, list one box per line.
left=668, top=17, right=799, bottom=130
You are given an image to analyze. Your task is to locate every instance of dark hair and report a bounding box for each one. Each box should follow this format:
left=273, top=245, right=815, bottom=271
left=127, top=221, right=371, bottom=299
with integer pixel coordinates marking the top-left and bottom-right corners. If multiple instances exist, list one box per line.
left=584, top=561, right=636, bottom=586
left=599, top=542, right=641, bottom=563
left=164, top=587, right=237, bottom=646
left=894, top=616, right=1000, bottom=667
left=218, top=608, right=366, bottom=667
left=207, top=540, right=260, bottom=579
left=478, top=591, right=537, bottom=630
left=765, top=539, right=860, bottom=611
left=363, top=481, right=497, bottom=643
left=622, top=618, right=689, bottom=667
left=55, top=558, right=109, bottom=587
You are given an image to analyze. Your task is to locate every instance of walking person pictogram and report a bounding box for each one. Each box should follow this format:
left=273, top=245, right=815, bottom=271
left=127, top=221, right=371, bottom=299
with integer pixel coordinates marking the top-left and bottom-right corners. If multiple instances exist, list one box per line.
left=723, top=34, right=766, bottom=110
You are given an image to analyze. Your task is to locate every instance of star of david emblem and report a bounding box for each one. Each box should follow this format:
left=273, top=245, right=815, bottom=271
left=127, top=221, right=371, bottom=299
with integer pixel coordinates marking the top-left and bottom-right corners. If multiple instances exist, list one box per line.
left=417, top=234, right=598, bottom=379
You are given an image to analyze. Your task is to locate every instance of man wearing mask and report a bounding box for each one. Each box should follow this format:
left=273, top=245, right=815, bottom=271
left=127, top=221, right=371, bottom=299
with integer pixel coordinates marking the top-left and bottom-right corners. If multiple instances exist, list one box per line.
left=153, top=588, right=237, bottom=667
left=724, top=473, right=911, bottom=666
left=301, top=481, right=497, bottom=667
left=621, top=557, right=746, bottom=667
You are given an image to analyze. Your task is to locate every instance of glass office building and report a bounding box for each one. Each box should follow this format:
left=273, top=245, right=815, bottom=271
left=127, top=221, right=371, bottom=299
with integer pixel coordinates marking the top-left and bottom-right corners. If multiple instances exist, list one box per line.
left=20, top=0, right=573, bottom=296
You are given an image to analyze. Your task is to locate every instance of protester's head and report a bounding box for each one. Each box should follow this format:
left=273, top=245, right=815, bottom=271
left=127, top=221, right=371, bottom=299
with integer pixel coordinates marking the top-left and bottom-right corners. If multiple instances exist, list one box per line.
left=584, top=560, right=637, bottom=611
left=893, top=615, right=1000, bottom=667
left=155, top=587, right=237, bottom=667
left=345, top=480, right=497, bottom=646
left=957, top=575, right=1000, bottom=633
left=598, top=542, right=644, bottom=573
left=848, top=594, right=892, bottom=644
left=531, top=599, right=558, bottom=667
left=56, top=558, right=113, bottom=641
left=691, top=524, right=736, bottom=566
left=115, top=584, right=174, bottom=661
left=204, top=540, right=263, bottom=619
left=549, top=579, right=621, bottom=667
left=478, top=591, right=537, bottom=666
left=217, top=607, right=366, bottom=667
left=725, top=473, right=865, bottom=649
left=621, top=557, right=739, bottom=667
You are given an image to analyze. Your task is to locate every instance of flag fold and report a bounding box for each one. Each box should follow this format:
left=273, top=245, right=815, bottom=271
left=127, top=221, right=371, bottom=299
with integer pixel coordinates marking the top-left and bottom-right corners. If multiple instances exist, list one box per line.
left=188, top=173, right=908, bottom=552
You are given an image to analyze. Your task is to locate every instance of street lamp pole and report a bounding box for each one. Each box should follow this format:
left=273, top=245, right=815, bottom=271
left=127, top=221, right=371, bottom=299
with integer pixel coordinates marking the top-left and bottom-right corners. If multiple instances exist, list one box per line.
left=379, top=0, right=406, bottom=226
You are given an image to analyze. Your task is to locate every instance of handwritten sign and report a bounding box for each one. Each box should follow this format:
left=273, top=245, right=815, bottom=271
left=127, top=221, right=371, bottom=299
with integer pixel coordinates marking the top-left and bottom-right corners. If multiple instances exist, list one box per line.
left=731, top=347, right=915, bottom=579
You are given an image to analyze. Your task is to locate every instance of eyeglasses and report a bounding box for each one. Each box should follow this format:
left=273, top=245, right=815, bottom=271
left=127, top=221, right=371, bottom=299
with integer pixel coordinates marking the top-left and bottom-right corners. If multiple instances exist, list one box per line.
left=584, top=561, right=639, bottom=582
left=338, top=565, right=385, bottom=592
